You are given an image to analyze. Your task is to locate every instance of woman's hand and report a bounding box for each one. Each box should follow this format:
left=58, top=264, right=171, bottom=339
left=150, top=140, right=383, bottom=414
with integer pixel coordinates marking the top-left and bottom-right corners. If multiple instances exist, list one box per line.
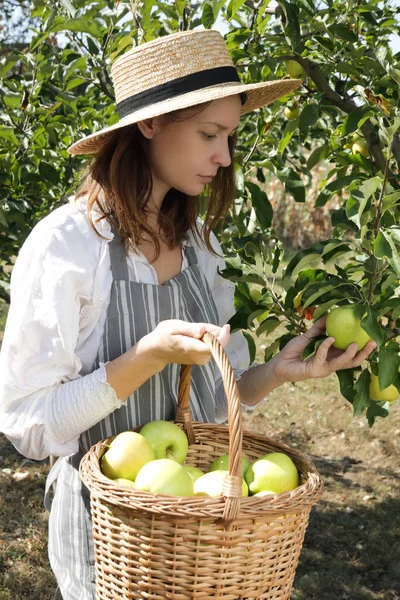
left=145, top=319, right=231, bottom=369
left=271, top=315, right=377, bottom=384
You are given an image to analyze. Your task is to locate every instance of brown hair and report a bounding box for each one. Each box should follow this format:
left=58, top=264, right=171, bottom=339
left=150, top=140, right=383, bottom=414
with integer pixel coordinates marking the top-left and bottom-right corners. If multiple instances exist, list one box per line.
left=75, top=98, right=244, bottom=261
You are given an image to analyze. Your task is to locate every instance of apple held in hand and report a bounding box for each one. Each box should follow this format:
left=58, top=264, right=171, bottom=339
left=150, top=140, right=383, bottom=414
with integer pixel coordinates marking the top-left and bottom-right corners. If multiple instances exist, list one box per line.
left=101, top=431, right=155, bottom=481
left=326, top=305, right=372, bottom=351
left=194, top=470, right=249, bottom=498
left=209, top=454, right=251, bottom=479
left=139, top=420, right=189, bottom=463
left=370, top=373, right=399, bottom=403
left=182, top=465, right=205, bottom=482
left=134, top=458, right=194, bottom=496
left=245, top=453, right=299, bottom=495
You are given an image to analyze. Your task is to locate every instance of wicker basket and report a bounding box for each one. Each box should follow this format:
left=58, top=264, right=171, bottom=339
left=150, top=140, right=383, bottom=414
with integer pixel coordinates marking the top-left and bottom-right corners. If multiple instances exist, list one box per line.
left=79, top=332, right=323, bottom=599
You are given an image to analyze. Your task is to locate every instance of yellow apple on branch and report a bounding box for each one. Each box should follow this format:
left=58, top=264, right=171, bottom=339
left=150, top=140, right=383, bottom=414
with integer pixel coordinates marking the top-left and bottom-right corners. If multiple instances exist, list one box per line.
left=369, top=373, right=399, bottom=403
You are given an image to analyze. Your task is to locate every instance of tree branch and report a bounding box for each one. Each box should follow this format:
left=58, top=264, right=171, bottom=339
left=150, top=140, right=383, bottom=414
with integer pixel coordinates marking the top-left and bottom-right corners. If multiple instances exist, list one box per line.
left=276, top=54, right=399, bottom=188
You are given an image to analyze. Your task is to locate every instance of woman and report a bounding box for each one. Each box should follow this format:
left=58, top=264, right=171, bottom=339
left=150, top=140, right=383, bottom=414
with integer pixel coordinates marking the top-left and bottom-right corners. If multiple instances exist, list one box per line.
left=0, top=29, right=376, bottom=599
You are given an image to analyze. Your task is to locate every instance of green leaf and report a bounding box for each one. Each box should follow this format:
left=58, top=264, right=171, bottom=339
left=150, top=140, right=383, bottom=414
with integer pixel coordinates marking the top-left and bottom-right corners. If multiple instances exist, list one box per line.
left=243, top=331, right=256, bottom=363
left=175, top=0, right=186, bottom=17
left=360, top=306, right=385, bottom=347
left=353, top=176, right=382, bottom=227
left=202, top=0, right=224, bottom=28
left=377, top=346, right=400, bottom=389
left=342, top=107, right=374, bottom=136
left=111, top=35, right=135, bottom=61
left=255, top=316, right=281, bottom=336
left=227, top=0, right=247, bottom=19
left=283, top=240, right=346, bottom=289
left=0, top=208, right=8, bottom=227
left=307, top=144, right=330, bottom=170
left=277, top=168, right=305, bottom=203
left=58, top=0, right=76, bottom=17
left=353, top=369, right=371, bottom=416
left=374, top=231, right=392, bottom=258
left=366, top=400, right=389, bottom=427
left=264, top=340, right=280, bottom=362
left=245, top=182, right=273, bottom=230
left=326, top=174, right=362, bottom=194
left=387, top=66, right=400, bottom=86
left=278, top=118, right=298, bottom=154
left=383, top=232, right=400, bottom=276
left=0, top=127, right=18, bottom=145
left=382, top=190, right=400, bottom=212
left=277, top=1, right=301, bottom=49
left=330, top=24, right=358, bottom=43
left=0, top=54, right=19, bottom=79
left=65, top=77, right=86, bottom=91
left=313, top=298, right=341, bottom=320
left=386, top=117, right=400, bottom=145
left=52, top=18, right=103, bottom=37
left=299, top=104, right=318, bottom=134
left=39, top=162, right=60, bottom=185
left=301, top=335, right=325, bottom=361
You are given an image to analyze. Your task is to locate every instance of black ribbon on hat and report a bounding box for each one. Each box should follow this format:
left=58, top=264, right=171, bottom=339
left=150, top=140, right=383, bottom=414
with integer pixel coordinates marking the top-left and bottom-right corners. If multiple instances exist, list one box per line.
left=116, top=66, right=241, bottom=119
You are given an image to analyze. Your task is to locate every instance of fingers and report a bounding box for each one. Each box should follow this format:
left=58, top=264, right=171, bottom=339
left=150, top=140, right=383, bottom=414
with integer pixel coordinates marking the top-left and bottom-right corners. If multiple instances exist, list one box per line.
left=312, top=336, right=336, bottom=367
left=189, top=322, right=231, bottom=348
left=305, top=315, right=327, bottom=338
left=339, top=339, right=377, bottom=369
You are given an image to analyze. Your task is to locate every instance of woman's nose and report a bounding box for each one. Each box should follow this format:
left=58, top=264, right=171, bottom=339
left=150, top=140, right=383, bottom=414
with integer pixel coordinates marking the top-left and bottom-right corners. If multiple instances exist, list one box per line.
left=214, top=139, right=232, bottom=168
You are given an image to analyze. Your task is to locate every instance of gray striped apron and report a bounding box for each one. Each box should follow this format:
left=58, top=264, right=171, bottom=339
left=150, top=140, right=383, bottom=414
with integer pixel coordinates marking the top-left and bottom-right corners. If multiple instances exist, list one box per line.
left=45, top=234, right=220, bottom=600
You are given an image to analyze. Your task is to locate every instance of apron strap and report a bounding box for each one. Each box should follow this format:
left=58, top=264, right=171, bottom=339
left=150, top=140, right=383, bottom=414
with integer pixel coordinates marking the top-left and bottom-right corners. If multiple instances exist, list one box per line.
left=185, top=245, right=198, bottom=266
left=108, top=231, right=129, bottom=280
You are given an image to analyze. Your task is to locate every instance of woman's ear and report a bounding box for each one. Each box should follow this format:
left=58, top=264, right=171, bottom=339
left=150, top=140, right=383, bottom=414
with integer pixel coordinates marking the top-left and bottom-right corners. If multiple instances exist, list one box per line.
left=137, top=117, right=163, bottom=139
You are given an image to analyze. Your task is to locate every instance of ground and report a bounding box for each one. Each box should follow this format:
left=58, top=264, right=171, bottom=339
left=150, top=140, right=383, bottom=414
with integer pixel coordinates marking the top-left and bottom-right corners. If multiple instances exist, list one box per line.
left=0, top=297, right=399, bottom=599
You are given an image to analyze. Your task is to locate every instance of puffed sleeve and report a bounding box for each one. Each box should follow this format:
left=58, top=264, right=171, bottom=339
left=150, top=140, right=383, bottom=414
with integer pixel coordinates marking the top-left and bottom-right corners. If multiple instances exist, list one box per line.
left=0, top=207, right=121, bottom=460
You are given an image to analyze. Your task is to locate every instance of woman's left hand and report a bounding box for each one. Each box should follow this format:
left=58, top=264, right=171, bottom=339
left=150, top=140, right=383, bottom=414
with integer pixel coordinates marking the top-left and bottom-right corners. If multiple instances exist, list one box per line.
left=271, top=315, right=377, bottom=384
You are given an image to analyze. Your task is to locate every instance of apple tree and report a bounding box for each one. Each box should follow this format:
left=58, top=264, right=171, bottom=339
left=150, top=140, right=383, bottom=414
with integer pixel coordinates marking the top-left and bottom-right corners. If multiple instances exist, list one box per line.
left=199, top=0, right=400, bottom=426
left=1, top=0, right=399, bottom=425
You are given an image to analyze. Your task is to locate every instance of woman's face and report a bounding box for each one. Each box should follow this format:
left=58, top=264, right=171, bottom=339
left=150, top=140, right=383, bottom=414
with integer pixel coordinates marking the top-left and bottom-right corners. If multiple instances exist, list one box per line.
left=140, top=95, right=242, bottom=200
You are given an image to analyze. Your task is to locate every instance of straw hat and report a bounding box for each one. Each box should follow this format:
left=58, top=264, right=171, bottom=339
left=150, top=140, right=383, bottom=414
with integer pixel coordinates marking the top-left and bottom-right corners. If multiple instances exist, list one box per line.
left=67, top=29, right=302, bottom=155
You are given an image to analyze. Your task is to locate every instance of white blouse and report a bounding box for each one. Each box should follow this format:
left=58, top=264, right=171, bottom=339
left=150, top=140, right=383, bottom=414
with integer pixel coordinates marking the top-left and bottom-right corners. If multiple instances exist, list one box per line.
left=0, top=196, right=250, bottom=461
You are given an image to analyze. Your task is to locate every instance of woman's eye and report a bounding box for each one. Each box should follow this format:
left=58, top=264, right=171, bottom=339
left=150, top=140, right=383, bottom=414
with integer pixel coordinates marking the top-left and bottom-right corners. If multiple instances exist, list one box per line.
left=202, top=133, right=217, bottom=140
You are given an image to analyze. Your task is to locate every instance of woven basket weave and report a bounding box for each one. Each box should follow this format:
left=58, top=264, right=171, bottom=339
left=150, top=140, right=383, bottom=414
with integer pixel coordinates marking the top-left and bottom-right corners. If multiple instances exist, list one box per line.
left=79, top=332, right=323, bottom=599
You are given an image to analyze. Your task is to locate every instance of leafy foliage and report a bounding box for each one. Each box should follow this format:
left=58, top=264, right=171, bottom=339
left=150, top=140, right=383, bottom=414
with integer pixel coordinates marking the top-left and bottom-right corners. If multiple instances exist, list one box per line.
left=0, top=0, right=399, bottom=424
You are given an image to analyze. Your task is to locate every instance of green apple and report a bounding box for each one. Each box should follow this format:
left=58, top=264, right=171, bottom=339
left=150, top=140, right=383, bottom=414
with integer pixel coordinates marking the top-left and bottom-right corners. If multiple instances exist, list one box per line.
left=209, top=454, right=251, bottom=479
left=194, top=470, right=249, bottom=498
left=253, top=490, right=277, bottom=497
left=325, top=305, right=372, bottom=351
left=114, top=478, right=136, bottom=488
left=101, top=431, right=155, bottom=481
left=352, top=138, right=369, bottom=158
left=285, top=59, right=306, bottom=78
left=245, top=452, right=299, bottom=495
left=370, top=373, right=399, bottom=403
left=182, top=465, right=205, bottom=482
left=134, top=458, right=194, bottom=496
left=284, top=106, right=300, bottom=120
left=139, top=420, right=189, bottom=463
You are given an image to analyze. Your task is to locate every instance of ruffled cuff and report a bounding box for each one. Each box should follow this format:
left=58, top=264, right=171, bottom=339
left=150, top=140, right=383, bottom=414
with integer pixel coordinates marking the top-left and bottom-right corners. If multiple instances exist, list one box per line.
left=44, top=365, right=122, bottom=453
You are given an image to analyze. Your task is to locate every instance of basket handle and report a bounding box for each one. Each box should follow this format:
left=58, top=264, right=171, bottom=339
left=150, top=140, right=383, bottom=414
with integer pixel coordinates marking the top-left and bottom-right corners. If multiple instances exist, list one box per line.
left=176, top=332, right=244, bottom=522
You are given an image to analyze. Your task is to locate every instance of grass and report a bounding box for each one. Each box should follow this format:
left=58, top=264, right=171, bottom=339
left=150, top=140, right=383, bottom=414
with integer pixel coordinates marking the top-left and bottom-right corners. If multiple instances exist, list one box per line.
left=1, top=302, right=400, bottom=599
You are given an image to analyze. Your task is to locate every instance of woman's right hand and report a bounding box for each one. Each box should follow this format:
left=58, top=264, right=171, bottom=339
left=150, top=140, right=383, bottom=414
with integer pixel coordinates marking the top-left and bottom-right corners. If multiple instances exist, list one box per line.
left=145, top=319, right=231, bottom=369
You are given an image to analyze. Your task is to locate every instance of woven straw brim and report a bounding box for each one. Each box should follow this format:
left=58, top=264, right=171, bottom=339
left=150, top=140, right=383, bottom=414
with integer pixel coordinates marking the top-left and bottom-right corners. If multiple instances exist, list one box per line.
left=67, top=78, right=302, bottom=155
